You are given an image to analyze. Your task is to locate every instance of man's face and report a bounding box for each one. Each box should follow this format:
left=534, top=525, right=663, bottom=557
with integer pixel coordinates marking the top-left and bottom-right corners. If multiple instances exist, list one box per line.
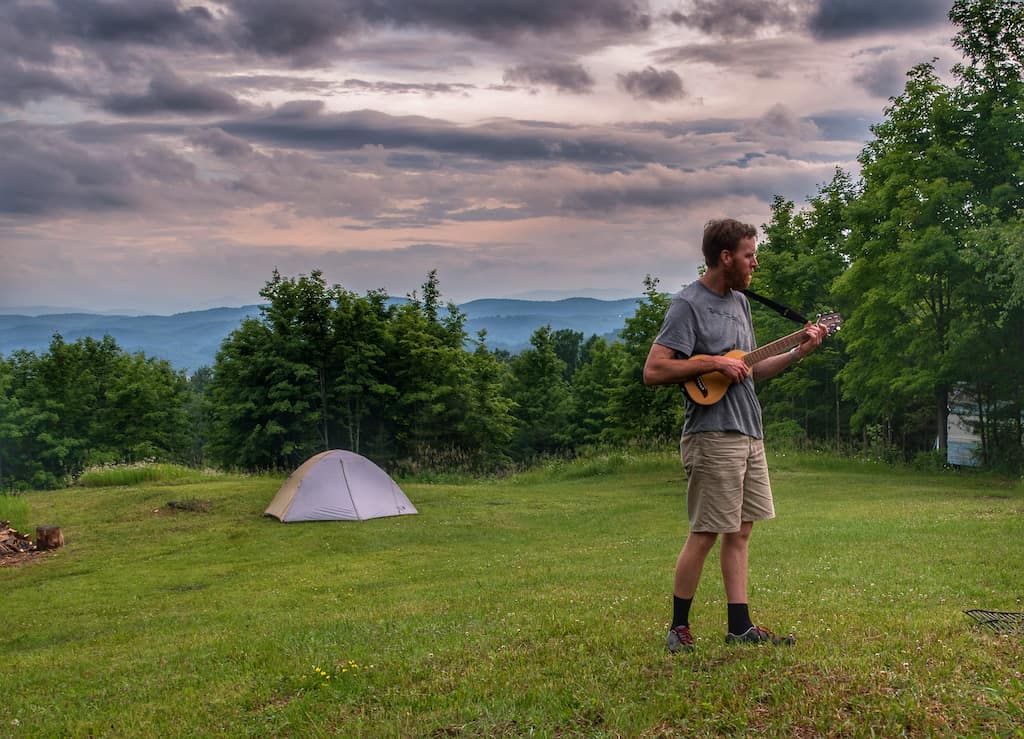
left=722, top=236, right=758, bottom=289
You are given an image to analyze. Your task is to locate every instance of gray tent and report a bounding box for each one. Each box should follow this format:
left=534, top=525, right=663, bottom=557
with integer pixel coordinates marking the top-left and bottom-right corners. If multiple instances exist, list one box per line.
left=264, top=450, right=418, bottom=522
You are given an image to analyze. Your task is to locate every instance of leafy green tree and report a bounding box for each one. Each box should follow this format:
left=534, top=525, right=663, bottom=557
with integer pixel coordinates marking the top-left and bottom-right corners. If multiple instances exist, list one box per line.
left=944, top=0, right=1024, bottom=467
left=505, top=325, right=573, bottom=459
left=329, top=288, right=394, bottom=456
left=259, top=269, right=336, bottom=451
left=209, top=316, right=318, bottom=470
left=550, top=329, right=584, bottom=381
left=185, top=366, right=215, bottom=466
left=384, top=272, right=474, bottom=464
left=756, top=172, right=856, bottom=446
left=606, top=275, right=683, bottom=441
left=98, top=353, right=189, bottom=462
left=1, top=335, right=191, bottom=487
left=566, top=336, right=626, bottom=446
left=835, top=62, right=976, bottom=455
left=455, top=332, right=516, bottom=468
left=0, top=356, right=22, bottom=489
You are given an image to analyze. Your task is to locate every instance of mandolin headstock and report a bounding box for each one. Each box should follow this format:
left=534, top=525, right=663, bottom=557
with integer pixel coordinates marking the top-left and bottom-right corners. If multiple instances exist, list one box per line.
left=815, top=312, right=844, bottom=337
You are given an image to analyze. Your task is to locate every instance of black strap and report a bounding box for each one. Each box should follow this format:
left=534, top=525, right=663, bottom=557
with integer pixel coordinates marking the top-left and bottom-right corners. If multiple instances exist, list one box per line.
left=740, top=289, right=808, bottom=325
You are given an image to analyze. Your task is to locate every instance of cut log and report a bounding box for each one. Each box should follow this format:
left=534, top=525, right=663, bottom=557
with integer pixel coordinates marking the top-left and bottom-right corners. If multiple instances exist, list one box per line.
left=36, top=525, right=64, bottom=550
left=0, top=521, right=35, bottom=554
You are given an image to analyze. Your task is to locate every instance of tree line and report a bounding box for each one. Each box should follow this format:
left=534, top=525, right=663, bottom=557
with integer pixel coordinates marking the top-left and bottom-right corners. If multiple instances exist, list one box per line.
left=1, top=0, right=1021, bottom=487
left=0, top=271, right=680, bottom=488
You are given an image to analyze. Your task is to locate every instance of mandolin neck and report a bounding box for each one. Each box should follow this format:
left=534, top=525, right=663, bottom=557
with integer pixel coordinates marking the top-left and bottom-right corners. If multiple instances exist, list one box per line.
left=742, top=327, right=807, bottom=366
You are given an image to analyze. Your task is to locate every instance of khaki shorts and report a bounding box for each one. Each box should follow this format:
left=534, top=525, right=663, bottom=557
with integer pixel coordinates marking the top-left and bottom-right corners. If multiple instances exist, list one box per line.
left=680, top=431, right=774, bottom=533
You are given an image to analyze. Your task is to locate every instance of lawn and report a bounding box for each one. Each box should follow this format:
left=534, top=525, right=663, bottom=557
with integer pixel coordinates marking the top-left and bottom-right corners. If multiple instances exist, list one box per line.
left=1, top=451, right=1022, bottom=737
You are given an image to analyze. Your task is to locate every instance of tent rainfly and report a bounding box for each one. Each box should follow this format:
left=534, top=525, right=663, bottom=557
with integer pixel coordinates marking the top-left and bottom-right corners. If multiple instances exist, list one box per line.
left=264, top=450, right=418, bottom=522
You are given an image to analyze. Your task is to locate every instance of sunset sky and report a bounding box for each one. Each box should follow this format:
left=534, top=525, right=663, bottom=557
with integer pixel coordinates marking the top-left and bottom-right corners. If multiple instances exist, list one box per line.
left=1, top=0, right=961, bottom=314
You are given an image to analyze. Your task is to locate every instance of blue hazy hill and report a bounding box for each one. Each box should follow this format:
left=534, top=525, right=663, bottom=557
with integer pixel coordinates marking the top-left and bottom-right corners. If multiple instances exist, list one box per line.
left=0, top=297, right=641, bottom=372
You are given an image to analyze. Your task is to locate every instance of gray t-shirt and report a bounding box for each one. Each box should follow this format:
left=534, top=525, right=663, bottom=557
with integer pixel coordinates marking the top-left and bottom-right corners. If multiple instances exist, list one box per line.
left=654, top=281, right=763, bottom=438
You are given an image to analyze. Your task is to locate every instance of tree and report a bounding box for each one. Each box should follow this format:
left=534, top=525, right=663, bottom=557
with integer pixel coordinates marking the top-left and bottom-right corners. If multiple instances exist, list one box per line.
left=605, top=275, right=683, bottom=441
left=185, top=366, right=215, bottom=466
left=209, top=316, right=319, bottom=470
left=0, top=356, right=21, bottom=489
left=384, top=272, right=474, bottom=465
left=835, top=62, right=976, bottom=455
left=329, top=288, right=394, bottom=456
left=756, top=172, right=856, bottom=446
left=1, top=336, right=191, bottom=487
left=455, top=332, right=516, bottom=468
left=566, top=336, right=626, bottom=446
left=550, top=329, right=584, bottom=381
left=505, top=325, right=573, bottom=459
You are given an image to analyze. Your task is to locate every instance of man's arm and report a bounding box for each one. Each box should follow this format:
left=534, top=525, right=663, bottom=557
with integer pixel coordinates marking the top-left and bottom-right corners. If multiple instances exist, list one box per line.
left=751, top=322, right=827, bottom=382
left=643, top=343, right=750, bottom=387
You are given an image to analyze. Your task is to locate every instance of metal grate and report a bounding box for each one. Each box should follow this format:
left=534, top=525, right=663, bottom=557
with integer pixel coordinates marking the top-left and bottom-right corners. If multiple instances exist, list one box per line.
left=964, top=609, right=1024, bottom=634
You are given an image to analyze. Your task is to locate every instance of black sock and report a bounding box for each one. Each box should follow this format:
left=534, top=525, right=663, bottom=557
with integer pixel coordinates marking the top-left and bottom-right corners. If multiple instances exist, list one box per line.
left=728, top=603, right=753, bottom=635
left=672, top=596, right=692, bottom=629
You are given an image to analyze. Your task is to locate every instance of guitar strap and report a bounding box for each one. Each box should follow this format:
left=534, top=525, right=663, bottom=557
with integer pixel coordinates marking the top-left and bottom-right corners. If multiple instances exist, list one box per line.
left=740, top=289, right=808, bottom=325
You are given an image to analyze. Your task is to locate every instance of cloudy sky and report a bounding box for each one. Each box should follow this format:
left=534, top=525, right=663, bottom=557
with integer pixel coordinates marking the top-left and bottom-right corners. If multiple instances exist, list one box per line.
left=0, top=0, right=960, bottom=313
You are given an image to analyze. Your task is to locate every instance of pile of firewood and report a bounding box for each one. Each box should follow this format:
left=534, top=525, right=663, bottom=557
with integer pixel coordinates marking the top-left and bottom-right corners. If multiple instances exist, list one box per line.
left=1, top=521, right=36, bottom=556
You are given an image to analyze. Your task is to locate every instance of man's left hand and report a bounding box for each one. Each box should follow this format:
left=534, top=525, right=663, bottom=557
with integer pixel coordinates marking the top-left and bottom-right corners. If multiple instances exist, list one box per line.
left=795, top=322, right=827, bottom=359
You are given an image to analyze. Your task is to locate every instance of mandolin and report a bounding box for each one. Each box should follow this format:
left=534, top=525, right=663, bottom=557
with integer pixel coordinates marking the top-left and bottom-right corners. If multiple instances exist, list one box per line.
left=682, top=313, right=843, bottom=406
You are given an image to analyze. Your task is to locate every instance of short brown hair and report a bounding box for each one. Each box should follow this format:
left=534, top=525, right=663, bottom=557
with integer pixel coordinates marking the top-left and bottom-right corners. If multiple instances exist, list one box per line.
left=702, top=219, right=757, bottom=267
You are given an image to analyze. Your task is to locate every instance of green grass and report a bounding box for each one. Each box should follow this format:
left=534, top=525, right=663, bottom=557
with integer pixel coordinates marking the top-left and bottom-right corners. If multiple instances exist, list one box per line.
left=0, top=493, right=31, bottom=531
left=75, top=462, right=220, bottom=488
left=2, top=451, right=1023, bottom=737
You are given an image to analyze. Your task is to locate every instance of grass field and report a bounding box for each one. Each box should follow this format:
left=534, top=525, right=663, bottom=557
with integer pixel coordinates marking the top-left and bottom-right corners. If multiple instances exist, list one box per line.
left=2, top=452, right=1023, bottom=737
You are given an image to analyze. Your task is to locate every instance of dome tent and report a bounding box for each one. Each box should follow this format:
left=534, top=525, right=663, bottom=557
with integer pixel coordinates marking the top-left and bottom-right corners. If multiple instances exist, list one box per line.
left=265, top=450, right=417, bottom=522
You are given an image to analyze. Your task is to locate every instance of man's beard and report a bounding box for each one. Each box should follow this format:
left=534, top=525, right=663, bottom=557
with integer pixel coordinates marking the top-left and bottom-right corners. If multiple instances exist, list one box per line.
left=726, top=263, right=750, bottom=290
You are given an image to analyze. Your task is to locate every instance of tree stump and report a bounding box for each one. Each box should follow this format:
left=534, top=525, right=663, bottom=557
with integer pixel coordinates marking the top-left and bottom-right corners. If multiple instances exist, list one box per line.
left=36, top=526, right=64, bottom=550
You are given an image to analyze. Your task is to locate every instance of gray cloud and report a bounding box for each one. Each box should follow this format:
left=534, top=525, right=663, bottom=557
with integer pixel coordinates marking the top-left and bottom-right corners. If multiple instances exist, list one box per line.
left=653, top=37, right=808, bottom=70
left=3, top=100, right=856, bottom=227
left=219, top=74, right=341, bottom=94
left=51, top=0, right=220, bottom=45
left=0, top=61, right=78, bottom=106
left=617, top=67, right=685, bottom=101
left=808, top=0, right=951, bottom=40
left=223, top=0, right=651, bottom=64
left=350, top=0, right=651, bottom=41
left=226, top=0, right=358, bottom=63
left=340, top=79, right=478, bottom=96
left=668, top=0, right=802, bottom=36
left=187, top=127, right=255, bottom=159
left=503, top=63, right=596, bottom=94
left=741, top=103, right=822, bottom=140
left=0, top=122, right=140, bottom=215
left=853, top=56, right=912, bottom=98
left=102, top=71, right=249, bottom=116
left=0, top=0, right=653, bottom=109
left=221, top=105, right=688, bottom=164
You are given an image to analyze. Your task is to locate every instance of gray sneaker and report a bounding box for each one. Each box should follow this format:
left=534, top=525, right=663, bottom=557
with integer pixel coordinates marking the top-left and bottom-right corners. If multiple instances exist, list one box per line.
left=725, top=625, right=795, bottom=646
left=666, top=624, right=694, bottom=653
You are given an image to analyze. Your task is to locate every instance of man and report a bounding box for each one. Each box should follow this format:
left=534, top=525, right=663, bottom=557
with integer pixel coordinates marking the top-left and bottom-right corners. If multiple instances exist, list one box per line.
left=643, top=218, right=826, bottom=652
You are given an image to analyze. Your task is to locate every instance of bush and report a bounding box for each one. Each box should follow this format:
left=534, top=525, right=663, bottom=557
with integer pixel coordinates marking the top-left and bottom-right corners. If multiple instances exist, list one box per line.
left=764, top=419, right=807, bottom=449
left=75, top=462, right=213, bottom=487
left=911, top=449, right=948, bottom=472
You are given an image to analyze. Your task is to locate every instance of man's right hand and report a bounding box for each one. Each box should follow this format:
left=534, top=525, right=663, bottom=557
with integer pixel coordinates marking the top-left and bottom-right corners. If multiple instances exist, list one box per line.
left=716, top=355, right=750, bottom=383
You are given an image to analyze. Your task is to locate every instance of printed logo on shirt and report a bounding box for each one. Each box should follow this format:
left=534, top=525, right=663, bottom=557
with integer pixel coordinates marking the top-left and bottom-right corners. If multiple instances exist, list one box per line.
left=706, top=306, right=742, bottom=324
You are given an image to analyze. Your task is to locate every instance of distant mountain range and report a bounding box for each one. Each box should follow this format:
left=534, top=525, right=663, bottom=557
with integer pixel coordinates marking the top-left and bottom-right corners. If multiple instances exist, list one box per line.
left=0, top=297, right=641, bottom=373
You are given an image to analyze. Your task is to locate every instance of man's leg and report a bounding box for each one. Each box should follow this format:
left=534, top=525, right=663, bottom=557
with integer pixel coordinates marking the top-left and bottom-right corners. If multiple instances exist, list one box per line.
left=721, top=521, right=754, bottom=635
left=667, top=531, right=717, bottom=653
left=675, top=531, right=718, bottom=600
left=720, top=521, right=752, bottom=603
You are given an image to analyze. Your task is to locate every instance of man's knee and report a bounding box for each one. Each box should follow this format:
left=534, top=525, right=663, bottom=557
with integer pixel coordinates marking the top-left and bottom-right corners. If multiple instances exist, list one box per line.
left=686, top=531, right=718, bottom=555
left=722, top=524, right=752, bottom=546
